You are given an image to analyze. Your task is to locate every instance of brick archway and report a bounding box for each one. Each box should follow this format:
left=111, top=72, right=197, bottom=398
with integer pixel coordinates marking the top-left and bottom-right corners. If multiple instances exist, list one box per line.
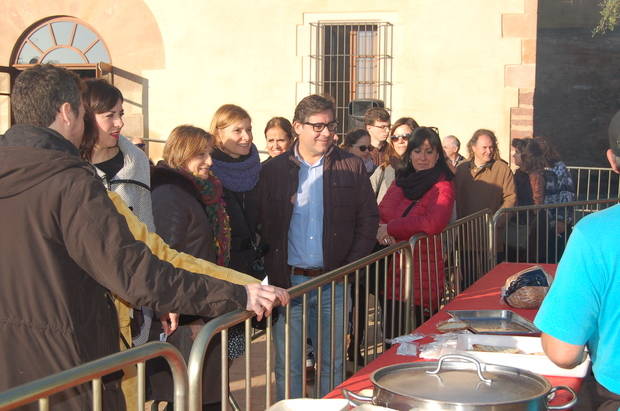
left=1, top=1, right=165, bottom=73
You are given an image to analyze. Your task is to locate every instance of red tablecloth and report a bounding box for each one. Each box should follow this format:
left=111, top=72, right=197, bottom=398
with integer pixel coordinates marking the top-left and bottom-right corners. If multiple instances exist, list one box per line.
left=325, top=263, right=581, bottom=407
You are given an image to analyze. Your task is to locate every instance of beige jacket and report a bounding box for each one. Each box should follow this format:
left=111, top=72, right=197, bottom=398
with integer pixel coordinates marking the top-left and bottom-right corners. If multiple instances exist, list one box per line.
left=454, top=159, right=516, bottom=219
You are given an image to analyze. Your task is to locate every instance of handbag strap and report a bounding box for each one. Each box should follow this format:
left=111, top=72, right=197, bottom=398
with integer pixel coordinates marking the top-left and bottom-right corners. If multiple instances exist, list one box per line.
left=401, top=200, right=417, bottom=218
left=375, top=168, right=386, bottom=200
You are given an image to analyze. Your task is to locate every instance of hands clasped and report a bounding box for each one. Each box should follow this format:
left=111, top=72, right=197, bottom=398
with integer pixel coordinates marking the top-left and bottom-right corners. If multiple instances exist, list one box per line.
left=245, top=283, right=290, bottom=321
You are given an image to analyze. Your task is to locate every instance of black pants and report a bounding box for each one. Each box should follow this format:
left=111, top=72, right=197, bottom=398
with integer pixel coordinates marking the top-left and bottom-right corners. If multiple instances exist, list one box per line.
left=348, top=266, right=384, bottom=360
left=595, top=379, right=620, bottom=411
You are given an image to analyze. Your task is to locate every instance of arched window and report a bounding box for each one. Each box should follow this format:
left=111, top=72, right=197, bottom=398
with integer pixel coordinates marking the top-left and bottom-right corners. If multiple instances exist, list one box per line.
left=13, top=17, right=111, bottom=67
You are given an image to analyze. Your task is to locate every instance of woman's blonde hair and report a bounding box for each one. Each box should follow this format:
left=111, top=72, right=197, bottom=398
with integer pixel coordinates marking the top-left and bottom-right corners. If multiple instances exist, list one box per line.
left=163, top=125, right=213, bottom=169
left=209, top=104, right=251, bottom=147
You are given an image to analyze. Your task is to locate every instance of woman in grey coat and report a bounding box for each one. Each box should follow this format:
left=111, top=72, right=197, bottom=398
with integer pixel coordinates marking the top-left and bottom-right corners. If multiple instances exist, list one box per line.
left=369, top=117, right=419, bottom=203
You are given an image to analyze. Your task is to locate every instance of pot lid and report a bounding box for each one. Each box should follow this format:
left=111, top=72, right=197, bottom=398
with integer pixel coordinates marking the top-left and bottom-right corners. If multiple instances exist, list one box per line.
left=372, top=355, right=551, bottom=405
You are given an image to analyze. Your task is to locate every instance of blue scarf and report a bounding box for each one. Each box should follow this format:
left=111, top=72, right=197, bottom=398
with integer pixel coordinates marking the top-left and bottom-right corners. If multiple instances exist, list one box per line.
left=211, top=144, right=261, bottom=192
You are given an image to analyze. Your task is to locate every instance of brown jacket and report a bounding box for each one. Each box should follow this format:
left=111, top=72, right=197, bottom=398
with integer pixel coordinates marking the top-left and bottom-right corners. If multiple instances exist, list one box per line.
left=0, top=125, right=246, bottom=410
left=369, top=140, right=388, bottom=166
left=257, top=143, right=379, bottom=288
left=454, top=159, right=517, bottom=219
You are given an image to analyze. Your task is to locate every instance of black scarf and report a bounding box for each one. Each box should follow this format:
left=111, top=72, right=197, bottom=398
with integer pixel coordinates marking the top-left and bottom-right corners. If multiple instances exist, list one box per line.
left=395, top=164, right=444, bottom=201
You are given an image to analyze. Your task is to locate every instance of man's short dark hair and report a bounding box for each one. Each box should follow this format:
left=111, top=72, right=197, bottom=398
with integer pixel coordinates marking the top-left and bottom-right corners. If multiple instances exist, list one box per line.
left=364, top=107, right=390, bottom=126
left=293, top=94, right=335, bottom=124
left=12, top=64, right=82, bottom=127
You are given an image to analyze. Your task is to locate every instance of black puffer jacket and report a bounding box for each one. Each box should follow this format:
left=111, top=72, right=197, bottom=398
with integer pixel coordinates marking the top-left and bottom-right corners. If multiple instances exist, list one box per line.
left=147, top=163, right=223, bottom=405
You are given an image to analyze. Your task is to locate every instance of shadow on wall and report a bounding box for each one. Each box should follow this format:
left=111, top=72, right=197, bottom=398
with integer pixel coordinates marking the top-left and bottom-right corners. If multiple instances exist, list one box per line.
left=534, top=1, right=620, bottom=167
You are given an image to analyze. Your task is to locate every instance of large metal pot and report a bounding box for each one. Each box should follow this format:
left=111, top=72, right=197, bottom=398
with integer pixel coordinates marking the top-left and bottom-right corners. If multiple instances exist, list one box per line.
left=343, top=354, right=577, bottom=410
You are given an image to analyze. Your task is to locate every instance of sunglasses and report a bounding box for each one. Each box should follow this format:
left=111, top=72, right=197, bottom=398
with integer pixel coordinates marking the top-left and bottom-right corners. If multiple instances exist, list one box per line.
left=135, top=143, right=146, bottom=149
left=355, top=145, right=374, bottom=152
left=390, top=133, right=412, bottom=142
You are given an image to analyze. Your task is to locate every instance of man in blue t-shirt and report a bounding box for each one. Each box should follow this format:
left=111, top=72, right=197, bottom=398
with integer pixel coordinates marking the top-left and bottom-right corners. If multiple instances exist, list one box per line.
left=535, top=116, right=620, bottom=411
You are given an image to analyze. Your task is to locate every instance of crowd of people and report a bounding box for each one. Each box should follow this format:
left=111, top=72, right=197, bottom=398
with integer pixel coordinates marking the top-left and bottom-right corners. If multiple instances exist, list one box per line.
left=6, top=63, right=616, bottom=411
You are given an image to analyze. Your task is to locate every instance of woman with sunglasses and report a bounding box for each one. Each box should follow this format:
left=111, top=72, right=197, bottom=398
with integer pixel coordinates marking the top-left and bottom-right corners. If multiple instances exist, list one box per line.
left=378, top=126, right=454, bottom=335
left=369, top=117, right=419, bottom=203
left=341, top=128, right=376, bottom=173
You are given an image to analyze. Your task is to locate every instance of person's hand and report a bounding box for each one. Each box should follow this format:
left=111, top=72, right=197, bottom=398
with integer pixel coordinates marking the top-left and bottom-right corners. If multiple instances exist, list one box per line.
left=376, top=224, right=395, bottom=245
left=273, top=286, right=290, bottom=307
left=377, top=224, right=388, bottom=243
left=244, top=284, right=290, bottom=321
left=160, top=312, right=179, bottom=336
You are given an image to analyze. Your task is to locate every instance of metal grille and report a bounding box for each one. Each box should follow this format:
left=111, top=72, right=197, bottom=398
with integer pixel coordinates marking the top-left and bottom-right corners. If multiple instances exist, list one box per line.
left=309, top=22, right=393, bottom=137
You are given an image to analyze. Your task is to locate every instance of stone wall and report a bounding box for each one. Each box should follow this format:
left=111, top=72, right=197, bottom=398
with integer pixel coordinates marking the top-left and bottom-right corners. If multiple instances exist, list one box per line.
left=533, top=28, right=620, bottom=166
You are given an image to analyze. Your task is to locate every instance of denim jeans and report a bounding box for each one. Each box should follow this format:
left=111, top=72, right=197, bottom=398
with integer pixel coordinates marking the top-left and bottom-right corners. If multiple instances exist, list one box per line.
left=273, top=274, right=349, bottom=400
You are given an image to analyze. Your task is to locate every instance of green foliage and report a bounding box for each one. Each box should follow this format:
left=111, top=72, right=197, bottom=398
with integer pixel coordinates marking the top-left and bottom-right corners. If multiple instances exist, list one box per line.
left=593, top=0, right=620, bottom=36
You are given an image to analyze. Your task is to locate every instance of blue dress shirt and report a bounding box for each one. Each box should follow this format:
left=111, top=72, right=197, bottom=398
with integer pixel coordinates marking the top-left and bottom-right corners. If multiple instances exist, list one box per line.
left=287, top=152, right=324, bottom=268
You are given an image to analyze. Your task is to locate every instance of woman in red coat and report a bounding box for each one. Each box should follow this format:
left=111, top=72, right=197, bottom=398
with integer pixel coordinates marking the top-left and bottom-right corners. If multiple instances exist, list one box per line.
left=377, top=126, right=455, bottom=336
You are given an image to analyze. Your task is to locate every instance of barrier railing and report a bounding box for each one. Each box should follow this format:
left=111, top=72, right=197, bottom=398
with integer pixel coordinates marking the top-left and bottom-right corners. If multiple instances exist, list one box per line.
left=407, top=209, right=493, bottom=321
left=568, top=165, right=620, bottom=201
left=187, top=241, right=412, bottom=411
left=0, top=342, right=187, bottom=411
left=491, top=198, right=620, bottom=264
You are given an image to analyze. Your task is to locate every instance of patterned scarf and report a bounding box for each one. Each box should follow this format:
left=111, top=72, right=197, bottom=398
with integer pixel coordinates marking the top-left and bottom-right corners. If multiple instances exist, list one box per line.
left=190, top=171, right=231, bottom=266
left=210, top=144, right=261, bottom=192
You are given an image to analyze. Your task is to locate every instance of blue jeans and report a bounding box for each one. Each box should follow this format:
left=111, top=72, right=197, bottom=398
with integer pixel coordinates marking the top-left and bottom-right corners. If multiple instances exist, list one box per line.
left=273, top=275, right=349, bottom=400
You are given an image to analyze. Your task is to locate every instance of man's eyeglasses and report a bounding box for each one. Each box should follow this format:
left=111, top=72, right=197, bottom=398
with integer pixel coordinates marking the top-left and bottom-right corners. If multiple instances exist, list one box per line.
left=355, top=145, right=374, bottom=152
left=368, top=124, right=391, bottom=132
left=134, top=143, right=146, bottom=149
left=390, top=133, right=412, bottom=142
left=303, top=121, right=338, bottom=133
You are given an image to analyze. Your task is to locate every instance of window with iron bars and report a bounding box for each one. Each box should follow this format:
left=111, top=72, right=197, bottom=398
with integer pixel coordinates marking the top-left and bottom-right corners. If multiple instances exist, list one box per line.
left=309, top=22, right=393, bottom=137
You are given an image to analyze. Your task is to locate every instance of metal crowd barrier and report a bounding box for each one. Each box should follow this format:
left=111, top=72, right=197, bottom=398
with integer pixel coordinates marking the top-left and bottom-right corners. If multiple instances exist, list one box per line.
left=567, top=165, right=620, bottom=201
left=492, top=198, right=620, bottom=264
left=187, top=241, right=412, bottom=411
left=407, top=208, right=493, bottom=321
left=0, top=342, right=188, bottom=411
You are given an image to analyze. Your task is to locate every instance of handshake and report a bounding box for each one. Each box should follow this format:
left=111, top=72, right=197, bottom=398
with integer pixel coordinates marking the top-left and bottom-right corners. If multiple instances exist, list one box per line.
left=244, top=283, right=290, bottom=321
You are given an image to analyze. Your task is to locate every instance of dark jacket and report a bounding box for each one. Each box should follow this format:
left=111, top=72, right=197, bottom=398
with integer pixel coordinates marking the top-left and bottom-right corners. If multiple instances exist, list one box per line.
left=0, top=125, right=246, bottom=410
left=211, top=148, right=262, bottom=278
left=147, top=164, right=224, bottom=404
left=222, top=186, right=261, bottom=276
left=257, top=143, right=379, bottom=288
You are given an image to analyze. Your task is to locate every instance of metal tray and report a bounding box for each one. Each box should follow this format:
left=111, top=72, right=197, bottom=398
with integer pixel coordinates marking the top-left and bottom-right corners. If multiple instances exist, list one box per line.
left=447, top=310, right=540, bottom=335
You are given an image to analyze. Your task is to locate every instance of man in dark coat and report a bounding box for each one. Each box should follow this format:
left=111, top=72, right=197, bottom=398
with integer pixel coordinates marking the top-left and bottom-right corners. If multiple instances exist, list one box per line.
left=0, top=64, right=287, bottom=410
left=257, top=94, right=379, bottom=399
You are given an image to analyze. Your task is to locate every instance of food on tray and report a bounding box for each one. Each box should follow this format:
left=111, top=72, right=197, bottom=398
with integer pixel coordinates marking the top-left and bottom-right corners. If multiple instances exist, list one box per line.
left=436, top=319, right=469, bottom=332
left=470, top=344, right=546, bottom=355
left=472, top=323, right=531, bottom=333
left=501, top=266, right=553, bottom=309
left=472, top=344, right=524, bottom=354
